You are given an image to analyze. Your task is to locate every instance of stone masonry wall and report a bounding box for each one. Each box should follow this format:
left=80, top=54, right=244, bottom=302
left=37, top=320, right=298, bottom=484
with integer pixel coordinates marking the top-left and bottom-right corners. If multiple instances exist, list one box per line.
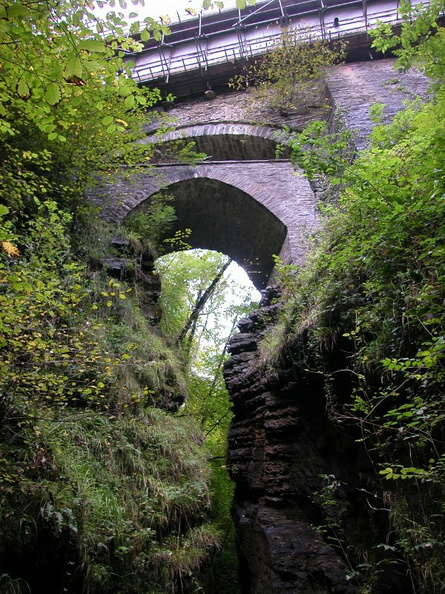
left=326, top=59, right=430, bottom=149
left=151, top=58, right=429, bottom=149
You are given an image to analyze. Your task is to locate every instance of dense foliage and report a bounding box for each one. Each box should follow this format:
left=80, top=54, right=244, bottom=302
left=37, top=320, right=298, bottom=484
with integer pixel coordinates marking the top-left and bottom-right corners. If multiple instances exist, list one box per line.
left=260, top=2, right=445, bottom=591
left=4, top=0, right=444, bottom=591
left=156, top=249, right=259, bottom=593
left=0, top=2, right=223, bottom=592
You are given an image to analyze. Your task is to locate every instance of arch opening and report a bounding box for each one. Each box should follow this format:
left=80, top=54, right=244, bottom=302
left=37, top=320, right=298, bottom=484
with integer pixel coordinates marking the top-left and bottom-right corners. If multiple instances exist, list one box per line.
left=156, top=134, right=287, bottom=162
left=144, top=123, right=291, bottom=163
left=128, top=177, right=288, bottom=290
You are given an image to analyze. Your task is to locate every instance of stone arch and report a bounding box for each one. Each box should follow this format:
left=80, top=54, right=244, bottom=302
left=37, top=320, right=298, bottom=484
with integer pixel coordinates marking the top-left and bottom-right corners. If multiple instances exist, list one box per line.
left=92, top=160, right=318, bottom=289
left=126, top=175, right=287, bottom=289
left=142, top=122, right=290, bottom=161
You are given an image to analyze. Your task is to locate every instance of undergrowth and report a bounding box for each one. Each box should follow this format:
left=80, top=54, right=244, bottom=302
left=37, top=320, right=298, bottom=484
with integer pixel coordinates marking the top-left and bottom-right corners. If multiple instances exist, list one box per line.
left=0, top=201, right=219, bottom=593
left=258, top=57, right=445, bottom=593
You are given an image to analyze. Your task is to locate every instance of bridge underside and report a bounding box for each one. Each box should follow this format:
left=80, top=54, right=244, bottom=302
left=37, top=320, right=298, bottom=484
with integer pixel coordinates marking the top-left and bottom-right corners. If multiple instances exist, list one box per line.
left=90, top=124, right=319, bottom=289
left=130, top=0, right=408, bottom=98
left=157, top=134, right=283, bottom=162
left=129, top=178, right=287, bottom=289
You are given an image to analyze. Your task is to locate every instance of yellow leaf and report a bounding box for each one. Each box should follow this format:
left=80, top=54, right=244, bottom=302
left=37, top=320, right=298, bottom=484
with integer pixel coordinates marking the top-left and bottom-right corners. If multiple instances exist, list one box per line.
left=1, top=241, right=21, bottom=258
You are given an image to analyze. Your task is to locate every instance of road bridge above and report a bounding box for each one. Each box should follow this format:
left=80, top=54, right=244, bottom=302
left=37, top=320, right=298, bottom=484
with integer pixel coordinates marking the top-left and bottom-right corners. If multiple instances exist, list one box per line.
left=129, top=0, right=413, bottom=97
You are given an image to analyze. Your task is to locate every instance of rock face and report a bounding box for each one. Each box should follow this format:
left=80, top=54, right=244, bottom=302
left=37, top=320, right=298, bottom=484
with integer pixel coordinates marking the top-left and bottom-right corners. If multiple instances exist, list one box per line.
left=220, top=60, right=431, bottom=593
left=223, top=289, right=407, bottom=594
left=102, top=235, right=162, bottom=326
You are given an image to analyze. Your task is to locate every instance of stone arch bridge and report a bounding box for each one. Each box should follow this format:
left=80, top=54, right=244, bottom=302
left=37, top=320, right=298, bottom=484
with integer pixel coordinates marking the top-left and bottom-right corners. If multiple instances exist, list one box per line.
left=90, top=59, right=428, bottom=288
left=93, top=158, right=316, bottom=289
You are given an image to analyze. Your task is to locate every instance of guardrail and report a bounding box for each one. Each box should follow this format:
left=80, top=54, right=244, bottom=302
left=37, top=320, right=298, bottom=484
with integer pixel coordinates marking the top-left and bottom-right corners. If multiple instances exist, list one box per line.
left=131, top=1, right=404, bottom=84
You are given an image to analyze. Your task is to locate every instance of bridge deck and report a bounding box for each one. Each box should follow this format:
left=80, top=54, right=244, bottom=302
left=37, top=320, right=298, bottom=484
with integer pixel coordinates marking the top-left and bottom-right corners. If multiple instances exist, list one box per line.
left=129, top=0, right=415, bottom=96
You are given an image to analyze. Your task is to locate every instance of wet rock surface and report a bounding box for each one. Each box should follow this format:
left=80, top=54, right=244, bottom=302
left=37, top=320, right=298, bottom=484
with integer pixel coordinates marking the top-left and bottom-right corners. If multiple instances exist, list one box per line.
left=223, top=288, right=407, bottom=593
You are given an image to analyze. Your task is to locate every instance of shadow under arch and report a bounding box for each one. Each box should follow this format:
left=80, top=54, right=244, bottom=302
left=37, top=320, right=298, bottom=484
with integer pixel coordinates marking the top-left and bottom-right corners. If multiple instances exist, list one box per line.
left=127, top=176, right=287, bottom=290
left=144, top=122, right=291, bottom=163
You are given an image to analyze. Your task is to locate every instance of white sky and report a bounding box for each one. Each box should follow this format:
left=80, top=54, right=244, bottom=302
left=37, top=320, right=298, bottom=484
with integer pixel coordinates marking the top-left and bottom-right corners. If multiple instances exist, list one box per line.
left=99, top=0, right=239, bottom=25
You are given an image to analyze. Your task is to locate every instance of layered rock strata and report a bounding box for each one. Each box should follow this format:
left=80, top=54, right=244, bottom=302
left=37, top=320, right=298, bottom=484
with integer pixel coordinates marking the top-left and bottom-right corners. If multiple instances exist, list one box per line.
left=223, top=288, right=407, bottom=593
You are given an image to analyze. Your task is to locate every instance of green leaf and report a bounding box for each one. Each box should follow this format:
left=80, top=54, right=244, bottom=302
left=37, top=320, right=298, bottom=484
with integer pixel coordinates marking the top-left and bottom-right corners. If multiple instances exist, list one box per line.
left=83, top=60, right=103, bottom=73
left=118, top=84, right=132, bottom=97
left=78, top=39, right=107, bottom=53
left=124, top=94, right=135, bottom=109
left=0, top=205, right=9, bottom=217
left=65, top=55, right=83, bottom=79
left=44, top=83, right=61, bottom=106
left=7, top=3, right=30, bottom=17
left=236, top=0, right=246, bottom=8
left=130, top=21, right=140, bottom=35
left=17, top=77, right=30, bottom=98
left=140, top=28, right=150, bottom=42
left=42, top=123, right=57, bottom=133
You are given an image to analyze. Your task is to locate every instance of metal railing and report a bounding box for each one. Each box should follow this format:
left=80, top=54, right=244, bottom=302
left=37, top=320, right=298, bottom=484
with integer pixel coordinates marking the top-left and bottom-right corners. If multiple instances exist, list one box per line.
left=131, top=1, right=403, bottom=84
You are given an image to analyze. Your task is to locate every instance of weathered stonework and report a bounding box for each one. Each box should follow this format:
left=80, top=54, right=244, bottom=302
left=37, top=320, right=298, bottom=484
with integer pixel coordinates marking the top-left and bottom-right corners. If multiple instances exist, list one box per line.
left=91, top=160, right=318, bottom=289
left=155, top=83, right=331, bottom=133
left=90, top=58, right=428, bottom=291
left=223, top=290, right=351, bottom=593
left=145, top=122, right=291, bottom=161
left=326, top=59, right=430, bottom=149
left=146, top=58, right=428, bottom=147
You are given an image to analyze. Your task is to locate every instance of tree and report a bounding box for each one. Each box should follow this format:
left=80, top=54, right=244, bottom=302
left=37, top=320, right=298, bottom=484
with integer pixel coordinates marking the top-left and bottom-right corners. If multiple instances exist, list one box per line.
left=0, top=4, right=228, bottom=592
left=156, top=249, right=257, bottom=356
left=0, top=1, right=173, bottom=233
left=0, top=0, right=167, bottom=138
left=156, top=249, right=258, bottom=593
left=370, top=0, right=445, bottom=83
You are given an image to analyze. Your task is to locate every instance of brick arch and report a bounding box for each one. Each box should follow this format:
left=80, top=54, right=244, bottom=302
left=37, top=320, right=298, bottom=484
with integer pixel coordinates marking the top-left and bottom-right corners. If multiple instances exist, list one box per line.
left=142, top=122, right=290, bottom=161
left=92, top=160, right=318, bottom=289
